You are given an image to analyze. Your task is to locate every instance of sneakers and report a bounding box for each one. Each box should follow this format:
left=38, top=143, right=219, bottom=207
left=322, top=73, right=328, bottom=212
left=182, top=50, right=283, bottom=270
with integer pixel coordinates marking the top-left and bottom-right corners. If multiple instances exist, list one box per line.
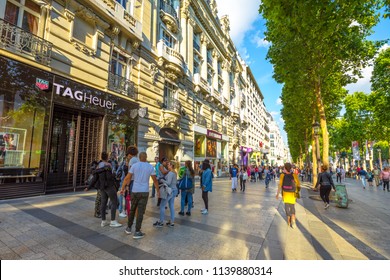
left=201, top=209, right=208, bottom=215
left=178, top=211, right=185, bottom=216
left=291, top=221, right=296, bottom=229
left=133, top=231, right=145, bottom=239
left=166, top=221, right=175, bottom=227
left=185, top=212, right=191, bottom=216
left=119, top=212, right=127, bottom=218
left=200, top=208, right=206, bottom=212
left=324, top=203, right=330, bottom=209
left=124, top=226, right=132, bottom=235
left=153, top=221, right=164, bottom=228
left=101, top=220, right=110, bottom=227
left=110, top=220, right=122, bottom=227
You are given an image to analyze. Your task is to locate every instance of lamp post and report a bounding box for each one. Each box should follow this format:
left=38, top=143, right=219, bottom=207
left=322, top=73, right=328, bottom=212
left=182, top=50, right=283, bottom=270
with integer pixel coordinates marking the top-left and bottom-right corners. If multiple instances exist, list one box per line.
left=377, top=148, right=382, bottom=171
left=312, top=121, right=321, bottom=173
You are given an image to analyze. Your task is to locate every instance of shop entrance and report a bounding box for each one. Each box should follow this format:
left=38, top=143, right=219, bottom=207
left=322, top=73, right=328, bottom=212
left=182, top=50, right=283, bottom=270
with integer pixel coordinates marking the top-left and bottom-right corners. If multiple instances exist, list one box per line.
left=158, top=142, right=177, bottom=161
left=46, top=106, right=103, bottom=193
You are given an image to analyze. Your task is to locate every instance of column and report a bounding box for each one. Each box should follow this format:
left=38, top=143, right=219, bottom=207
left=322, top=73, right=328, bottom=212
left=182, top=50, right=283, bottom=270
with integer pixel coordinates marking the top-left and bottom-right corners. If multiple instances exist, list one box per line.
left=200, top=34, right=208, bottom=80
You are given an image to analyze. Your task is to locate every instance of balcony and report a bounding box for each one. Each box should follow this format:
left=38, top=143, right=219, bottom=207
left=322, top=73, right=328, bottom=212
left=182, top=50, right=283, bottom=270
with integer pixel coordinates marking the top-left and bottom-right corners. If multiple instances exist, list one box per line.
left=230, top=105, right=240, bottom=120
left=157, top=40, right=185, bottom=80
left=159, top=0, right=179, bottom=33
left=242, top=136, right=247, bottom=144
left=222, top=126, right=227, bottom=135
left=241, top=114, right=248, bottom=125
left=241, top=98, right=246, bottom=108
left=196, top=115, right=207, bottom=127
left=264, top=124, right=270, bottom=132
left=108, top=73, right=136, bottom=99
left=162, top=98, right=182, bottom=115
left=90, top=0, right=142, bottom=40
left=0, top=19, right=52, bottom=66
left=193, top=73, right=211, bottom=94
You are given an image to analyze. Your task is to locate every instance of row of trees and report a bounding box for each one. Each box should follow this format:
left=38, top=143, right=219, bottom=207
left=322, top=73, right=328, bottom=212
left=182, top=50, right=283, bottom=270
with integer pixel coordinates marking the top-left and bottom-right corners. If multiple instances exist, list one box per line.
left=259, top=0, right=389, bottom=184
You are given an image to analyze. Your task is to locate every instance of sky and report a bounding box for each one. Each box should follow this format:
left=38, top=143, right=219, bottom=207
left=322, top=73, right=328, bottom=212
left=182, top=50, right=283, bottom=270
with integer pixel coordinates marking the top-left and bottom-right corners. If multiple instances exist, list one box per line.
left=215, top=0, right=390, bottom=146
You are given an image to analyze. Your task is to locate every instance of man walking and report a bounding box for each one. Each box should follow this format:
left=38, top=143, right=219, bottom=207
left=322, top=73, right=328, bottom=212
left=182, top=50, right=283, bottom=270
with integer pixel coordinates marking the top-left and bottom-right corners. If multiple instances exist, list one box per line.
left=120, top=152, right=159, bottom=239
left=230, top=164, right=239, bottom=192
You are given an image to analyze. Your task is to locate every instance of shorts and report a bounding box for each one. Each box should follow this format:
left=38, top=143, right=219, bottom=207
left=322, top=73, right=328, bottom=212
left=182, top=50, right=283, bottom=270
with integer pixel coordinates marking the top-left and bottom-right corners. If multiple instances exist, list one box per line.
left=284, top=203, right=295, bottom=216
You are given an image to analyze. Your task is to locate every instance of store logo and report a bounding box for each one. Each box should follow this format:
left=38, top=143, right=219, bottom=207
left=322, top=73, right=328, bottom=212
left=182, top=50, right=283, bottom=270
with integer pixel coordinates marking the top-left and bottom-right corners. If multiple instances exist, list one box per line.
left=36, top=78, right=49, bottom=91
left=53, top=83, right=117, bottom=110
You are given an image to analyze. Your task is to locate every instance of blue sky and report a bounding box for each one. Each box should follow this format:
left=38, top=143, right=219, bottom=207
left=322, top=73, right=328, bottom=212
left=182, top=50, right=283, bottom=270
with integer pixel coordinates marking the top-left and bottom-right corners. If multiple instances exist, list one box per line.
left=216, top=0, right=390, bottom=145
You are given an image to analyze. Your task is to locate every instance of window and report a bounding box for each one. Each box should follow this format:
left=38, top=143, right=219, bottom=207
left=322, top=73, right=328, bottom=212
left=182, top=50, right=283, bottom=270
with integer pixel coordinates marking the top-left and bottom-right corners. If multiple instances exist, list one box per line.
left=193, top=33, right=201, bottom=53
left=163, top=82, right=176, bottom=109
left=4, top=0, right=40, bottom=35
left=207, top=70, right=213, bottom=87
left=110, top=50, right=128, bottom=77
left=73, top=16, right=94, bottom=47
left=162, top=29, right=175, bottom=49
left=193, top=56, right=200, bottom=74
left=207, top=49, right=213, bottom=65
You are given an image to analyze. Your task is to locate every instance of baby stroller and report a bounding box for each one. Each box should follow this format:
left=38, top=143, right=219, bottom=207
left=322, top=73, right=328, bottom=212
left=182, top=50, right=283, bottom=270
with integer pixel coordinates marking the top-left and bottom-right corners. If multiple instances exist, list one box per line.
left=265, top=172, right=272, bottom=188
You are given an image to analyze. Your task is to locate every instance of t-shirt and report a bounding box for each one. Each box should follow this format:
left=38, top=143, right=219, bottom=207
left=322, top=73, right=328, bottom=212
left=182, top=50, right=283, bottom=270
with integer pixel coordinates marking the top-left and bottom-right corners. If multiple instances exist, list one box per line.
left=129, top=161, right=156, bottom=192
left=231, top=167, right=238, bottom=177
left=128, top=157, right=139, bottom=181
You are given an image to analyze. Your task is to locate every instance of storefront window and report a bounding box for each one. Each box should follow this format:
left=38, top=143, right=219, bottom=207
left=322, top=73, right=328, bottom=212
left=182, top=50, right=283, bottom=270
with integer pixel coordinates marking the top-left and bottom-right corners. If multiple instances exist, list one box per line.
left=0, top=57, right=50, bottom=189
left=106, top=122, right=136, bottom=163
left=194, top=135, right=205, bottom=157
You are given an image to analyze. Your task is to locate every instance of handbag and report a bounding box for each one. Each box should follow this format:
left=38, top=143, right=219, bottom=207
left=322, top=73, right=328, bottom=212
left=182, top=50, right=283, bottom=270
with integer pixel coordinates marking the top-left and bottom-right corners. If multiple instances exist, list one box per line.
left=178, top=175, right=193, bottom=190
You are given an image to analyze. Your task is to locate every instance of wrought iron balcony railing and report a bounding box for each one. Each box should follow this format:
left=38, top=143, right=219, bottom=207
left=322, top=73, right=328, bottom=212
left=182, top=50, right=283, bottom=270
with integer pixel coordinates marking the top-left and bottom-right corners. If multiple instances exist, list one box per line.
left=162, top=98, right=181, bottom=114
left=196, top=115, right=207, bottom=127
left=108, top=73, right=136, bottom=99
left=0, top=18, right=52, bottom=66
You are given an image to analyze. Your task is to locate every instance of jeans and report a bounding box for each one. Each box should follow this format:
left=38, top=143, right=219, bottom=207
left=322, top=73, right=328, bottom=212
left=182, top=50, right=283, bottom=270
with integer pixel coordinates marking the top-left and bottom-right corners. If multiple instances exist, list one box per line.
left=128, top=192, right=149, bottom=232
left=180, top=190, right=193, bottom=213
left=231, top=177, right=238, bottom=189
left=320, top=185, right=332, bottom=204
left=151, top=183, right=156, bottom=197
left=160, top=188, right=178, bottom=223
left=361, top=177, right=366, bottom=188
left=118, top=193, right=124, bottom=213
left=383, top=180, right=389, bottom=190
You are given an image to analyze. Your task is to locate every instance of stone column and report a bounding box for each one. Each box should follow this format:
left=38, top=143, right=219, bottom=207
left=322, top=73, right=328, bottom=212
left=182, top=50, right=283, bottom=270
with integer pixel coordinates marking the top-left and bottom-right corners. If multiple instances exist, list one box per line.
left=200, top=34, right=208, bottom=80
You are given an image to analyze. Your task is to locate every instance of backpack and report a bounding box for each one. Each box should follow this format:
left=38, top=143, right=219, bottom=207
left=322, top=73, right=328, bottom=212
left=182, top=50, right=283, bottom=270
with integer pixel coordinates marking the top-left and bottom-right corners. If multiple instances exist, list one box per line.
left=282, top=173, right=296, bottom=193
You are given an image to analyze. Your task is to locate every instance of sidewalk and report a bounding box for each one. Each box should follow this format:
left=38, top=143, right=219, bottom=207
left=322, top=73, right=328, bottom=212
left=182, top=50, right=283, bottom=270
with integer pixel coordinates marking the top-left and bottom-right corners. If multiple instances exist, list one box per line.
left=0, top=177, right=389, bottom=260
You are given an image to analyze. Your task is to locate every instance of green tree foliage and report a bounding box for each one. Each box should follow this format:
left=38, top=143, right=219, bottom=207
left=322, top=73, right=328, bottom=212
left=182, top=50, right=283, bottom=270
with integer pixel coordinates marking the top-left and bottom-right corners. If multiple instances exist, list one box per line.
left=259, top=0, right=383, bottom=167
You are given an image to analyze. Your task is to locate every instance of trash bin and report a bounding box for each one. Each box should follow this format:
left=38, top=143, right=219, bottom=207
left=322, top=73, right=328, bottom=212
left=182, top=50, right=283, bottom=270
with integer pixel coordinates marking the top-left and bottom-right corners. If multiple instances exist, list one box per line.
left=335, top=184, right=349, bottom=208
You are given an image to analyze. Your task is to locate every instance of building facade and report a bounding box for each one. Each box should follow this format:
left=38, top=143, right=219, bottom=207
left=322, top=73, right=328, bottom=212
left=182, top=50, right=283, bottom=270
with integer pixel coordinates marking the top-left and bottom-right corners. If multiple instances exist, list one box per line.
left=0, top=0, right=278, bottom=199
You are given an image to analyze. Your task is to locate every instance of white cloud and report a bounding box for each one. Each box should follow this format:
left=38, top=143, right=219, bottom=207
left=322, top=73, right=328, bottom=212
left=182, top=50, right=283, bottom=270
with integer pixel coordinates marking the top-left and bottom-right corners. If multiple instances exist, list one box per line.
left=251, top=31, right=270, bottom=48
left=215, top=0, right=261, bottom=47
left=276, top=98, right=282, bottom=105
left=270, top=111, right=279, bottom=116
left=345, top=43, right=389, bottom=94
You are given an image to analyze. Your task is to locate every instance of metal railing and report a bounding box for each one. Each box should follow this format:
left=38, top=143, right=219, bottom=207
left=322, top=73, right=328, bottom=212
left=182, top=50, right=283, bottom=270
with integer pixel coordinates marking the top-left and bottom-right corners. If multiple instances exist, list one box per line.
left=108, top=73, right=136, bottom=98
left=196, top=115, right=207, bottom=127
left=163, top=98, right=181, bottom=114
left=0, top=18, right=52, bottom=66
left=160, top=0, right=178, bottom=20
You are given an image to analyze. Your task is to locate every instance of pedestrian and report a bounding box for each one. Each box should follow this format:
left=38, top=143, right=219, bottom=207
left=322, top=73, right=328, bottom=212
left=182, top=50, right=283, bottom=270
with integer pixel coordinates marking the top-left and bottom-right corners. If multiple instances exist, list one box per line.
left=358, top=167, right=368, bottom=189
left=200, top=160, right=213, bottom=215
left=380, top=167, right=390, bottom=191
left=340, top=166, right=346, bottom=182
left=116, top=154, right=129, bottom=218
left=373, top=166, right=380, bottom=187
left=153, top=161, right=178, bottom=228
left=276, top=162, right=300, bottom=228
left=367, top=169, right=374, bottom=187
left=178, top=160, right=195, bottom=216
left=314, top=164, right=335, bottom=209
left=120, top=152, right=159, bottom=239
left=230, top=164, right=239, bottom=192
left=336, top=166, right=342, bottom=183
left=156, top=157, right=169, bottom=206
left=84, top=160, right=101, bottom=218
left=85, top=151, right=122, bottom=228
left=150, top=156, right=159, bottom=198
left=239, top=166, right=248, bottom=192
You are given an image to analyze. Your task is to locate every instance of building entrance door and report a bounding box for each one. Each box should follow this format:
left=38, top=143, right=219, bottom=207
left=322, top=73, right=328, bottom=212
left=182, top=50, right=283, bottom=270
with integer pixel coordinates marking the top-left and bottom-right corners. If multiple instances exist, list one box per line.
left=46, top=106, right=103, bottom=193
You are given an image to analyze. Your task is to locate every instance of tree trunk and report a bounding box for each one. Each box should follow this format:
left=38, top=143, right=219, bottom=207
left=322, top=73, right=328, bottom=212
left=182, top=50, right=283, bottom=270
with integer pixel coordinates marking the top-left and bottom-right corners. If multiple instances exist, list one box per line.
left=312, top=134, right=318, bottom=188
left=315, top=80, right=329, bottom=167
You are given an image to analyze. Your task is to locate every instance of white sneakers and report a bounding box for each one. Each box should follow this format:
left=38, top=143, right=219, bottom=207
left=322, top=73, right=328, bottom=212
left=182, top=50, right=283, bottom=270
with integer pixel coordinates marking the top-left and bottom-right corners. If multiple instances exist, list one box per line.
left=101, top=220, right=122, bottom=227
left=201, top=209, right=208, bottom=215
left=324, top=203, right=330, bottom=209
left=119, top=211, right=127, bottom=218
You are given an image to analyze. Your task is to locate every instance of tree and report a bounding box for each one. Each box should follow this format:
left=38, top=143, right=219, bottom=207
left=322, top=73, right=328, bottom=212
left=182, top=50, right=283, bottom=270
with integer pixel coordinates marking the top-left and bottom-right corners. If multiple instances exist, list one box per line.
left=259, top=0, right=383, bottom=169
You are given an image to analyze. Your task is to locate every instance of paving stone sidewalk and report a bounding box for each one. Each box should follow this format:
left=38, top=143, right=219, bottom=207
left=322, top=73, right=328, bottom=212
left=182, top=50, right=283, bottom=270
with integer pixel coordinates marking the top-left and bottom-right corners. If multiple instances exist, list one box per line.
left=0, top=176, right=389, bottom=260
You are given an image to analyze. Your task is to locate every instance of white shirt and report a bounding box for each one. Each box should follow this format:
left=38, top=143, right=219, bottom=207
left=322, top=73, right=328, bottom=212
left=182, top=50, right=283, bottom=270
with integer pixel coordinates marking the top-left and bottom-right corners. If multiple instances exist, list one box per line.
left=129, top=161, right=156, bottom=192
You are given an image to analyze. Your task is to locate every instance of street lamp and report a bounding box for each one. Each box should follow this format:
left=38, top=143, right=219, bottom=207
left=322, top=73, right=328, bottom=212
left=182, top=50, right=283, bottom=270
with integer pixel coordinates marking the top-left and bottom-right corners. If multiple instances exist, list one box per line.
left=377, top=148, right=382, bottom=170
left=312, top=121, right=321, bottom=173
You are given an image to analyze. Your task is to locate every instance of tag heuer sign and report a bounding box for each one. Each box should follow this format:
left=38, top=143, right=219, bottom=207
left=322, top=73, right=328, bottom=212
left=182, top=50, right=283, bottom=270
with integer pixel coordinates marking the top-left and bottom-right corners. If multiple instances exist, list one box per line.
left=36, top=78, right=49, bottom=91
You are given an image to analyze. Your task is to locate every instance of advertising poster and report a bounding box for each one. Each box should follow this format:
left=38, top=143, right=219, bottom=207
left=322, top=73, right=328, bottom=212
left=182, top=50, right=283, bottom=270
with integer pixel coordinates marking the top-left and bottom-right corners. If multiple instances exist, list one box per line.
left=352, top=141, right=360, bottom=161
left=195, top=135, right=205, bottom=157
left=206, top=138, right=216, bottom=158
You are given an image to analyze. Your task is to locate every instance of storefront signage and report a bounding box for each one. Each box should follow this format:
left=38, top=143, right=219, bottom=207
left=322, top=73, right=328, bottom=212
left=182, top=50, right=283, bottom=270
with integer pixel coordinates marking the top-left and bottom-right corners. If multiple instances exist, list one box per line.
left=36, top=78, right=49, bottom=91
left=240, top=146, right=253, bottom=153
left=207, top=130, right=222, bottom=140
left=53, top=83, right=117, bottom=110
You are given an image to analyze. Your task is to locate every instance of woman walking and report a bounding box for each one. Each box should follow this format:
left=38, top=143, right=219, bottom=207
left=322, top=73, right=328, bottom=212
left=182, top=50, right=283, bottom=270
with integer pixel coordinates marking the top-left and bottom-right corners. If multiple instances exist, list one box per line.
left=153, top=161, right=178, bottom=227
left=315, top=164, right=335, bottom=209
left=178, top=160, right=195, bottom=216
left=276, top=163, right=300, bottom=228
left=200, top=160, right=213, bottom=215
